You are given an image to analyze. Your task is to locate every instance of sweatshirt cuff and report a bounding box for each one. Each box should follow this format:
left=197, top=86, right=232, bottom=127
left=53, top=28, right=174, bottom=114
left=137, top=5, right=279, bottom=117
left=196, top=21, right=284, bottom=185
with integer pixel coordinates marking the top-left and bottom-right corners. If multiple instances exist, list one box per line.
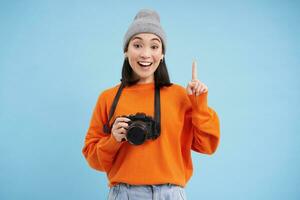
left=98, top=134, right=124, bottom=154
left=188, top=92, right=209, bottom=112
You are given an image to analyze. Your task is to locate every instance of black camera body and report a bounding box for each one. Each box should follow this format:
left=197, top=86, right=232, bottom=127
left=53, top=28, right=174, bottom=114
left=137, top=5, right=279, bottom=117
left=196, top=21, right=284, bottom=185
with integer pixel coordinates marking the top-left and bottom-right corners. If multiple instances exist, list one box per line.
left=103, top=83, right=161, bottom=146
left=123, top=112, right=160, bottom=145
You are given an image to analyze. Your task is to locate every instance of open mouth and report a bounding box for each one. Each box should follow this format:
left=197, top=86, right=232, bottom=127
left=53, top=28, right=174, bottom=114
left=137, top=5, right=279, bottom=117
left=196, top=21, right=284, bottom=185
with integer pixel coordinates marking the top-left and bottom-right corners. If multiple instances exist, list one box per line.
left=137, top=61, right=152, bottom=68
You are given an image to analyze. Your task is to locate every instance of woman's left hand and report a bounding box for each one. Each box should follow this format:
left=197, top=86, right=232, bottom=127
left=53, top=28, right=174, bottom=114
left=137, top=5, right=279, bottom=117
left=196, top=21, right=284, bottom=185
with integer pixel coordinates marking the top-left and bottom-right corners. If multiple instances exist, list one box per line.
left=186, top=60, right=208, bottom=96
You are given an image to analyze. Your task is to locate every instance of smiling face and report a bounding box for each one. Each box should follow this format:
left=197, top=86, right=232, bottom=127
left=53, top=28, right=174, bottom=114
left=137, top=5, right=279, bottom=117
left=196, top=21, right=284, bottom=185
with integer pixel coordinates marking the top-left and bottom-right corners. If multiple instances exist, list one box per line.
left=125, top=33, right=164, bottom=84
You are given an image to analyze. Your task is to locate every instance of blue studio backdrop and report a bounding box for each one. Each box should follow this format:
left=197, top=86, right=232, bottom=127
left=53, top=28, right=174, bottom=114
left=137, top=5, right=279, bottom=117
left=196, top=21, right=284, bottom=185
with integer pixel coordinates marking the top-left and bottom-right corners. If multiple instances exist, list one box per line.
left=1, top=1, right=299, bottom=200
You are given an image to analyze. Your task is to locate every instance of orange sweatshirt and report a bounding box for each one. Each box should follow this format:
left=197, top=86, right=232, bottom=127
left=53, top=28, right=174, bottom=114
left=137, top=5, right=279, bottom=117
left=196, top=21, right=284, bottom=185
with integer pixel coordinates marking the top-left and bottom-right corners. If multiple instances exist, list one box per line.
left=82, top=82, right=220, bottom=187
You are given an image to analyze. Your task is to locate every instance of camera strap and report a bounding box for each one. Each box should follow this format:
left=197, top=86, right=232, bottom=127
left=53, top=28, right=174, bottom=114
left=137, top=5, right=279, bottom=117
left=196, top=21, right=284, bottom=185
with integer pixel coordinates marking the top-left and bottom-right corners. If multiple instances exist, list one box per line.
left=154, top=85, right=161, bottom=136
left=103, top=82, right=161, bottom=135
left=103, top=82, right=125, bottom=133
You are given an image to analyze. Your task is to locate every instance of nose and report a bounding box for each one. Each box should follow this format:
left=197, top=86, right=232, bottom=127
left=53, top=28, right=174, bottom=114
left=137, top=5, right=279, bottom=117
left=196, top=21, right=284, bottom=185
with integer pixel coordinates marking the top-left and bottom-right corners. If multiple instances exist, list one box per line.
left=140, top=47, right=151, bottom=59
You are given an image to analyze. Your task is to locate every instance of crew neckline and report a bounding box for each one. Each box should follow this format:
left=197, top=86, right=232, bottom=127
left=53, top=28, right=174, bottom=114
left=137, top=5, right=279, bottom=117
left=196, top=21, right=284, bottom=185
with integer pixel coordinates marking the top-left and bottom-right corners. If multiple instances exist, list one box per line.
left=125, top=82, right=155, bottom=90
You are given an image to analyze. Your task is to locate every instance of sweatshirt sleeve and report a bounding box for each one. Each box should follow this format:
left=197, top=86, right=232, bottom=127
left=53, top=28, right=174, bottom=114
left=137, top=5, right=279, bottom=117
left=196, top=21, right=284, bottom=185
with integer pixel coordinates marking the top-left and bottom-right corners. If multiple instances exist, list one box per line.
left=82, top=92, right=124, bottom=172
left=188, top=92, right=220, bottom=154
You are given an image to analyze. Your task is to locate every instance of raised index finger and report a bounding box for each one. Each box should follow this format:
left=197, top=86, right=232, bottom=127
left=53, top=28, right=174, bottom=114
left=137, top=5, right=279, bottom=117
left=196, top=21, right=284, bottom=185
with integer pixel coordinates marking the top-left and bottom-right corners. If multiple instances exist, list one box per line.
left=192, top=60, right=197, bottom=80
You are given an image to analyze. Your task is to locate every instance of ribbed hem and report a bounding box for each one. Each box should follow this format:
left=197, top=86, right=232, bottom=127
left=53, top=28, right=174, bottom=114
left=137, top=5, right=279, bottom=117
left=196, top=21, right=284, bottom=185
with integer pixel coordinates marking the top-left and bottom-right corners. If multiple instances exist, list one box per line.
left=188, top=92, right=208, bottom=112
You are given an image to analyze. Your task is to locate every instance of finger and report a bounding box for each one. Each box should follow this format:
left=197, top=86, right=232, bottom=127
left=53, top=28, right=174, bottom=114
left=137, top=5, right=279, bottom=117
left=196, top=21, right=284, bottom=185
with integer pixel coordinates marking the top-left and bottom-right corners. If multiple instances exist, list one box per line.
left=117, top=117, right=131, bottom=122
left=187, top=81, right=196, bottom=95
left=114, top=117, right=130, bottom=125
left=203, top=85, right=208, bottom=93
left=115, top=122, right=129, bottom=129
left=194, top=81, right=201, bottom=94
left=112, top=121, right=128, bottom=133
left=195, top=83, right=203, bottom=96
left=199, top=87, right=205, bottom=95
left=121, top=136, right=128, bottom=142
left=116, top=127, right=127, bottom=135
left=192, top=60, right=197, bottom=80
left=113, top=131, right=127, bottom=142
left=200, top=84, right=208, bottom=93
left=186, top=84, right=193, bottom=95
left=199, top=85, right=208, bottom=95
left=113, top=127, right=127, bottom=136
left=190, top=81, right=198, bottom=88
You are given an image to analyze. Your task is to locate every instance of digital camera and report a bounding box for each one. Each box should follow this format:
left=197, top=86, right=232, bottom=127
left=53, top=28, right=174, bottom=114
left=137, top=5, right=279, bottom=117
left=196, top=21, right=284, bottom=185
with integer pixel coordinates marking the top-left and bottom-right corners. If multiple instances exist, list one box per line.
left=123, top=112, right=160, bottom=145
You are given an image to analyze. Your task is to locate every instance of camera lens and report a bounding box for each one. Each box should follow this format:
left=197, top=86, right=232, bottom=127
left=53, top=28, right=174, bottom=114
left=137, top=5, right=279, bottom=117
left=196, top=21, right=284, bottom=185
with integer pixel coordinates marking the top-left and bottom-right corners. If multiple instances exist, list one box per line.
left=126, top=121, right=148, bottom=145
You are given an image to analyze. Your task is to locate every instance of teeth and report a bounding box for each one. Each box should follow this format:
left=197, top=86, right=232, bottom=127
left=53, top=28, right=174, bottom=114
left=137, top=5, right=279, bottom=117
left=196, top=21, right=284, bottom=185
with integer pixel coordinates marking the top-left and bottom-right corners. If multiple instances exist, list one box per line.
left=138, top=61, right=152, bottom=66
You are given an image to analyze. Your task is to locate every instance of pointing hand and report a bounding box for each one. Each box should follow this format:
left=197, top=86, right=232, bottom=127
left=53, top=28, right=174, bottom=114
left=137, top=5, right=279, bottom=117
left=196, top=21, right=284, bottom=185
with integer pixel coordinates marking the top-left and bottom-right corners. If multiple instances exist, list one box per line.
left=186, top=60, right=208, bottom=96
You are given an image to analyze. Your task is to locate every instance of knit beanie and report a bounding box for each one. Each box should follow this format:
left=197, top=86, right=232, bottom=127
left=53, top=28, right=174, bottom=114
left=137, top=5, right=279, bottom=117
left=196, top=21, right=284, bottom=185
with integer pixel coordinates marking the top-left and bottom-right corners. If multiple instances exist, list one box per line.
left=123, top=9, right=166, bottom=53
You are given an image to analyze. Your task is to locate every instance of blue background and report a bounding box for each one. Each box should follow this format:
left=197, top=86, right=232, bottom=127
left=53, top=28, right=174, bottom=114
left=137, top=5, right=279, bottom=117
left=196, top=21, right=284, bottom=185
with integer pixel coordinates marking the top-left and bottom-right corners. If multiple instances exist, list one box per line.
left=1, top=0, right=299, bottom=199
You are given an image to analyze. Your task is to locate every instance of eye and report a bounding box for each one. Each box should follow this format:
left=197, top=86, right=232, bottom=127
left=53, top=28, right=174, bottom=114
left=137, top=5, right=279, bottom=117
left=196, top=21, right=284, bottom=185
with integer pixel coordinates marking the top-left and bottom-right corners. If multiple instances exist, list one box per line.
left=133, top=44, right=142, bottom=48
left=151, top=45, right=159, bottom=50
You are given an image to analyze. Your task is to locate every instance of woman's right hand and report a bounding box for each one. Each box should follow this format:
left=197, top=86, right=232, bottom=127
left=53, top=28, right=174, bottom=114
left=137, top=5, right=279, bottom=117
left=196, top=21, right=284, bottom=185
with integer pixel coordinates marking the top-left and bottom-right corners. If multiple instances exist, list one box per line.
left=111, top=117, right=130, bottom=142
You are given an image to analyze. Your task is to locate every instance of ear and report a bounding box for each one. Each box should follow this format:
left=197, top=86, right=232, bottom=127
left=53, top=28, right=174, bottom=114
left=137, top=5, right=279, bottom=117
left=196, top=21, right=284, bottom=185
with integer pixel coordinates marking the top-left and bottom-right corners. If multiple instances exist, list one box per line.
left=161, top=54, right=164, bottom=60
left=124, top=52, right=127, bottom=58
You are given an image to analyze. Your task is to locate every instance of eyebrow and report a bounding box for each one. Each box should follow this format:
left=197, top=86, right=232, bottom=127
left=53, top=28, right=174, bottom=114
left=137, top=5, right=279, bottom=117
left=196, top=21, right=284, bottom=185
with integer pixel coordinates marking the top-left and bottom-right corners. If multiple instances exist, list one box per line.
left=131, top=36, right=161, bottom=43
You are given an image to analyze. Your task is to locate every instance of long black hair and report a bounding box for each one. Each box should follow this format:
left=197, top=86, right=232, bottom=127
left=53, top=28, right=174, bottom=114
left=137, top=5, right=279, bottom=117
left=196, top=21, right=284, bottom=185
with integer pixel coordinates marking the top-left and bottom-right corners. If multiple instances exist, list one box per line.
left=121, top=58, right=172, bottom=88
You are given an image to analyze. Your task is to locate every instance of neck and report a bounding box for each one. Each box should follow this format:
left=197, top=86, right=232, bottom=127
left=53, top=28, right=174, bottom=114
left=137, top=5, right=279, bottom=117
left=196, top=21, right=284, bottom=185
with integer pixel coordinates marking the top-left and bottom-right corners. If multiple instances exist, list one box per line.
left=137, top=76, right=154, bottom=84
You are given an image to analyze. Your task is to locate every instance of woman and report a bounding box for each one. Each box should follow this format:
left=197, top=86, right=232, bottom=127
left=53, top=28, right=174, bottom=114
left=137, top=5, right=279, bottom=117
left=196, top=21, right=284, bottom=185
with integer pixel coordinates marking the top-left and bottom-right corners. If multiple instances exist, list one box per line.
left=82, top=9, right=220, bottom=200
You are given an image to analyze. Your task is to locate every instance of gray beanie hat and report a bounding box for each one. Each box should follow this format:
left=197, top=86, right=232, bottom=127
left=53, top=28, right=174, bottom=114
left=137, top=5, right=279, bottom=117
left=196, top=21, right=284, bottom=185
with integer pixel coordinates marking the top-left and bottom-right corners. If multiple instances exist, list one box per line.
left=123, top=9, right=166, bottom=53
